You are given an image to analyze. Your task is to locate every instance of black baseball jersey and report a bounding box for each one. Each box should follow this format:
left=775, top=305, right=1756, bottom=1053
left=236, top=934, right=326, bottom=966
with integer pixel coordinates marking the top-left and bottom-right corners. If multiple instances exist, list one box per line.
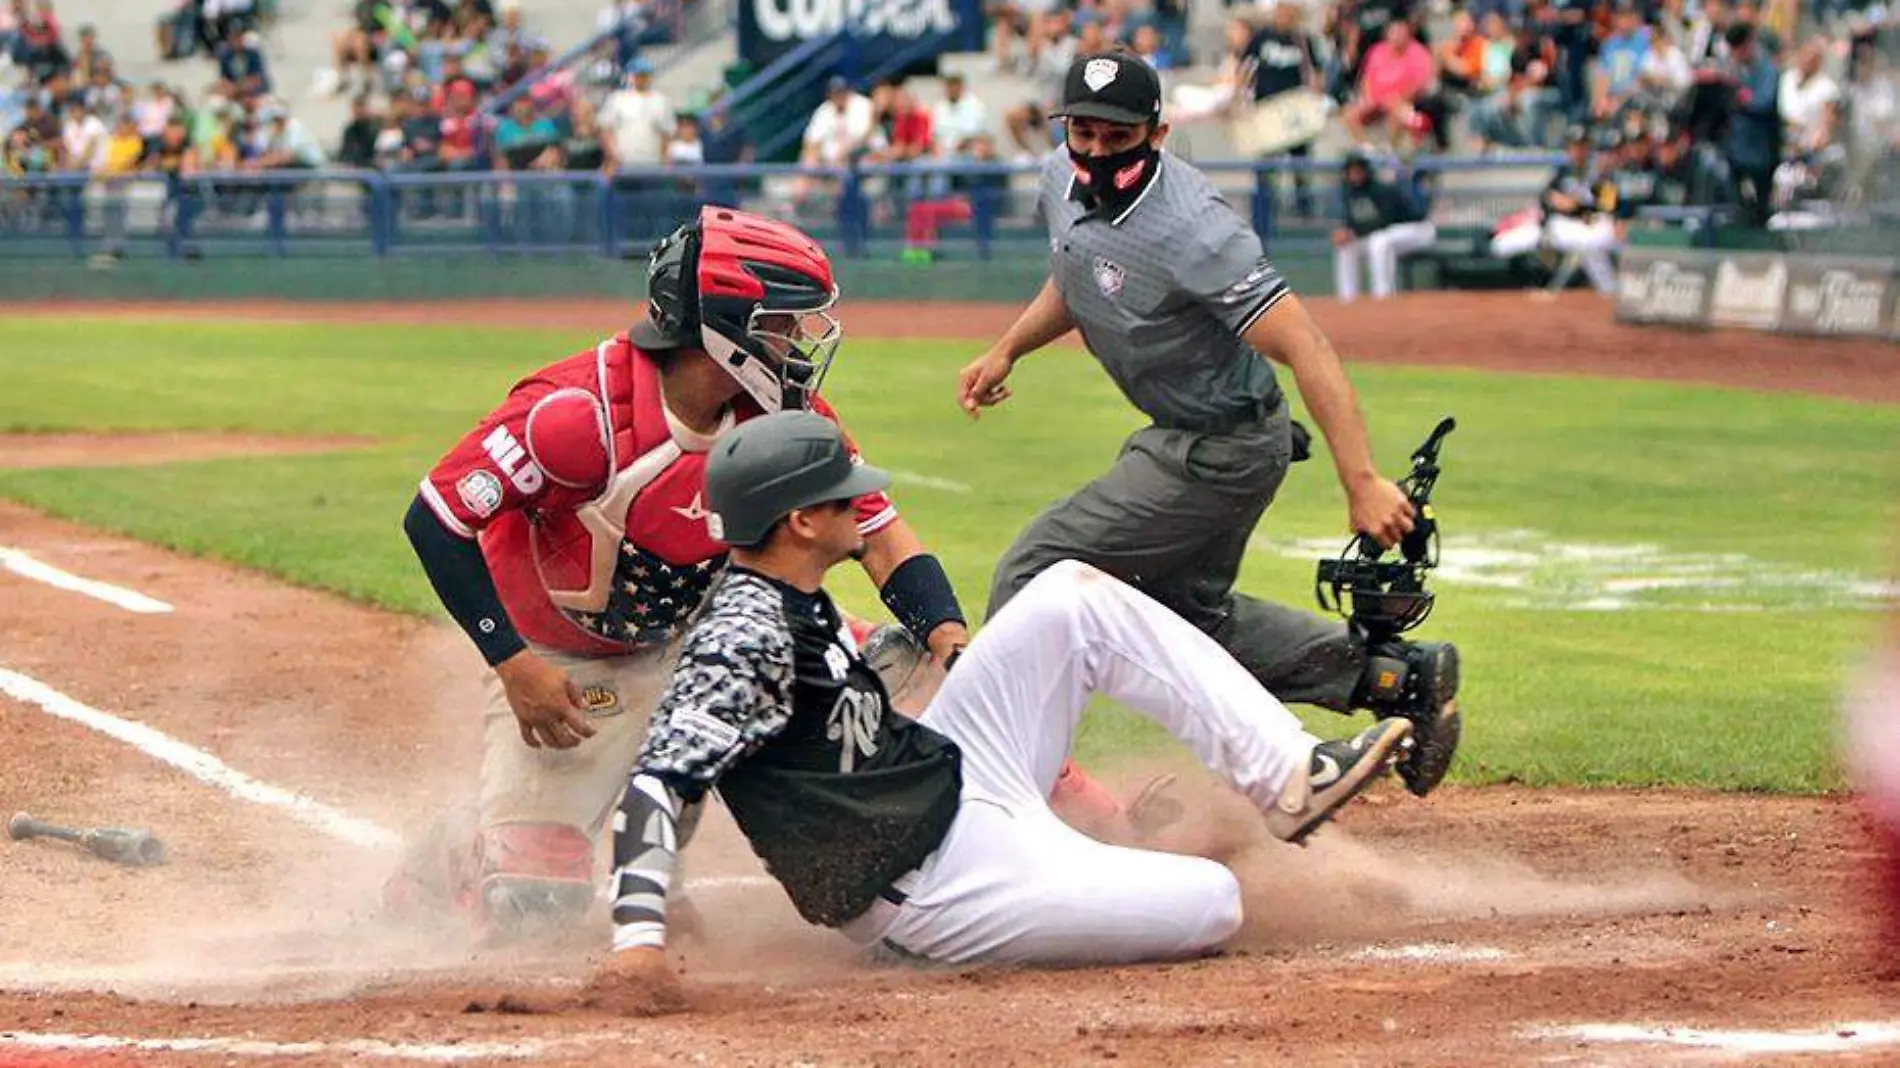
left=1342, top=179, right=1425, bottom=236
left=637, top=568, right=962, bottom=926
left=1541, top=162, right=1616, bottom=220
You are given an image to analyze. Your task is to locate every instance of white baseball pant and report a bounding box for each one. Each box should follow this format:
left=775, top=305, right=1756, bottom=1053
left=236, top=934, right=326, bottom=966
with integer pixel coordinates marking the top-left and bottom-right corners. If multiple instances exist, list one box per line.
left=1545, top=215, right=1619, bottom=295
left=479, top=641, right=673, bottom=841
left=839, top=560, right=1323, bottom=966
left=1334, top=221, right=1437, bottom=301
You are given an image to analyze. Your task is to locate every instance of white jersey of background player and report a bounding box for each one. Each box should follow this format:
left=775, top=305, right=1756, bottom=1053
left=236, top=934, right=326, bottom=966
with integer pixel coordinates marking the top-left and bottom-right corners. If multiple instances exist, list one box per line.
left=565, top=411, right=1413, bottom=1014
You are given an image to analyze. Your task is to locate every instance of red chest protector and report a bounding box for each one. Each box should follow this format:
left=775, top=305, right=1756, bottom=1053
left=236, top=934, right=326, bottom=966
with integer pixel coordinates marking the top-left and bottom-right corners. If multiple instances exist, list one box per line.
left=489, top=338, right=752, bottom=654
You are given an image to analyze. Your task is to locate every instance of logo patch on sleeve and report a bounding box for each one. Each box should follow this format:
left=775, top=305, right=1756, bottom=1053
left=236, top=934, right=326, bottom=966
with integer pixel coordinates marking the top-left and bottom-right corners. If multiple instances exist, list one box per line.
left=673, top=707, right=742, bottom=752
left=456, top=470, right=505, bottom=518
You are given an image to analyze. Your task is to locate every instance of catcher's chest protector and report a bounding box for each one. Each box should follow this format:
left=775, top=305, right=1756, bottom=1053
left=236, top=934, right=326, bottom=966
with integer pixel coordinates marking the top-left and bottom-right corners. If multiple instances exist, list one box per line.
left=530, top=339, right=737, bottom=646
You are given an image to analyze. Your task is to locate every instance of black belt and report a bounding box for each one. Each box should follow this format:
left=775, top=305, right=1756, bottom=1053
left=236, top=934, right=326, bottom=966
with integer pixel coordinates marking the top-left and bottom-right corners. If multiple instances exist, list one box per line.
left=1172, top=393, right=1281, bottom=436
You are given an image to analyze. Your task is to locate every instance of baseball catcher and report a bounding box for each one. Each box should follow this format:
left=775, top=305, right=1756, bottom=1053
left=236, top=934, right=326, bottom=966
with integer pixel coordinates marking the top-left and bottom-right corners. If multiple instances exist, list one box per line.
left=574, top=411, right=1413, bottom=1013
left=397, top=207, right=973, bottom=939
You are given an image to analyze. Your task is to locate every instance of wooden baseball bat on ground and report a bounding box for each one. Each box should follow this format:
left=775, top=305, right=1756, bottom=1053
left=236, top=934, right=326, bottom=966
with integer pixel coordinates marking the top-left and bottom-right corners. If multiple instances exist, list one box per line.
left=8, top=812, right=167, bottom=867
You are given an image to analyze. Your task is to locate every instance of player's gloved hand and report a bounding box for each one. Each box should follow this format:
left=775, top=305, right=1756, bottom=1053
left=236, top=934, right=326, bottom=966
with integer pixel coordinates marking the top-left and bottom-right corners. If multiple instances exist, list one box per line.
left=495, top=649, right=597, bottom=750
left=925, top=621, right=970, bottom=670
left=578, top=946, right=687, bottom=1017
left=957, top=348, right=1016, bottom=419
left=1345, top=473, right=1416, bottom=550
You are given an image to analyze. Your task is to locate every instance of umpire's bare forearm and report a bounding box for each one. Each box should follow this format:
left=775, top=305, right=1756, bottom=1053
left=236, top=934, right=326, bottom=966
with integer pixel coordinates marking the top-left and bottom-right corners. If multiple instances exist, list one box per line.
left=1244, top=295, right=1382, bottom=488
left=994, top=276, right=1078, bottom=361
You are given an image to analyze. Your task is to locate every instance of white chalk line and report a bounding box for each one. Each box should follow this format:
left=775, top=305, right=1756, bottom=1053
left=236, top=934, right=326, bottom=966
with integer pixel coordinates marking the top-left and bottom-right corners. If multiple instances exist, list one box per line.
left=1529, top=1021, right=1900, bottom=1055
left=888, top=469, right=972, bottom=494
left=1349, top=942, right=1512, bottom=964
left=0, top=546, right=174, bottom=614
left=0, top=668, right=399, bottom=851
left=0, top=1029, right=611, bottom=1063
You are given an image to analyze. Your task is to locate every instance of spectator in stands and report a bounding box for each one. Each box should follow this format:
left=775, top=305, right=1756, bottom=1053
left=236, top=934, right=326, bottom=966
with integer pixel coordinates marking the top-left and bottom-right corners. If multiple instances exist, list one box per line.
left=248, top=105, right=327, bottom=170
left=990, top=0, right=1063, bottom=75
left=1171, top=16, right=1256, bottom=122
left=901, top=130, right=1004, bottom=264
left=58, top=98, right=105, bottom=173
left=697, top=97, right=752, bottom=209
left=1331, top=150, right=1435, bottom=302
left=1591, top=4, right=1651, bottom=122
left=885, top=86, right=935, bottom=168
left=932, top=72, right=988, bottom=158
left=320, top=0, right=384, bottom=97
left=1243, top=2, right=1326, bottom=212
left=145, top=115, right=201, bottom=257
left=598, top=0, right=657, bottom=71
left=1341, top=18, right=1434, bottom=151
left=1478, top=12, right=1515, bottom=92
left=664, top=110, right=702, bottom=167
left=133, top=81, right=178, bottom=144
left=433, top=52, right=480, bottom=109
left=336, top=93, right=381, bottom=167
left=218, top=28, right=271, bottom=99
left=554, top=97, right=610, bottom=171
left=1468, top=19, right=1560, bottom=149
left=95, top=108, right=145, bottom=262
left=16, top=93, right=59, bottom=149
left=795, top=75, right=873, bottom=200
left=0, top=0, right=20, bottom=69
left=1778, top=37, right=1840, bottom=162
left=1004, top=8, right=1082, bottom=159
left=1722, top=22, right=1779, bottom=226
left=1843, top=50, right=1898, bottom=203
left=1435, top=11, right=1487, bottom=100
left=600, top=58, right=673, bottom=169
left=1632, top=21, right=1692, bottom=116
left=1129, top=24, right=1172, bottom=72
left=69, top=21, right=100, bottom=82
left=494, top=91, right=560, bottom=170
left=436, top=87, right=481, bottom=172
left=203, top=0, right=260, bottom=54
left=79, top=55, right=125, bottom=116
left=16, top=0, right=63, bottom=78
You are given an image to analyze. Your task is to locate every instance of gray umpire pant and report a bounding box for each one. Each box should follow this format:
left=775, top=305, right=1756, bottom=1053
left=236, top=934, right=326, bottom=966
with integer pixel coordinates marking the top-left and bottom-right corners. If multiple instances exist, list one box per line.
left=986, top=402, right=1366, bottom=712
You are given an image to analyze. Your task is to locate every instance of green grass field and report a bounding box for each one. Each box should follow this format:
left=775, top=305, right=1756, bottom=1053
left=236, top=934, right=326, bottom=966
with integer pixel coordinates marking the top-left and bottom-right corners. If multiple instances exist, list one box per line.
left=1, top=316, right=1895, bottom=792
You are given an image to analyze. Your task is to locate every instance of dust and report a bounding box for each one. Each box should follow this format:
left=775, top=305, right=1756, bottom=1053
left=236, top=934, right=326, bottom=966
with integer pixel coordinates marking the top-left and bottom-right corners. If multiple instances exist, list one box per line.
left=1096, top=763, right=1720, bottom=950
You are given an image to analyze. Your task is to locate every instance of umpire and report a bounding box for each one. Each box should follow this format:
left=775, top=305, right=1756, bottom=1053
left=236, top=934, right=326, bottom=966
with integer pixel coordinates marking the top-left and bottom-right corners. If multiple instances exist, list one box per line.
left=957, top=50, right=1462, bottom=796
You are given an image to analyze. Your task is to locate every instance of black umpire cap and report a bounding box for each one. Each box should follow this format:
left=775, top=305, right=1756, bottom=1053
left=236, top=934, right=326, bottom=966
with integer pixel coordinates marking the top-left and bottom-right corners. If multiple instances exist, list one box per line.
left=1052, top=52, right=1162, bottom=126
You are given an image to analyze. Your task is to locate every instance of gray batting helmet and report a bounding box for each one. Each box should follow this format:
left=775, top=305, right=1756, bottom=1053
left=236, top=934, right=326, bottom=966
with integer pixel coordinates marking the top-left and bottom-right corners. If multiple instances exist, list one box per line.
left=706, top=411, right=891, bottom=547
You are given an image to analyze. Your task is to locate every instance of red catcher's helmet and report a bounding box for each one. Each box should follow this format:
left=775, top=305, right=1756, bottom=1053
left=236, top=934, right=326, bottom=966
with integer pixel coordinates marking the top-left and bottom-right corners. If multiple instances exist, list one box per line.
left=631, top=207, right=841, bottom=414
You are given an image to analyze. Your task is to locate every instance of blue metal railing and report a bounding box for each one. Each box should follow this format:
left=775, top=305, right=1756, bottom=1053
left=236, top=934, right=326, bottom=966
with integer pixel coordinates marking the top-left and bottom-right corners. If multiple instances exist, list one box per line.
left=0, top=155, right=1574, bottom=262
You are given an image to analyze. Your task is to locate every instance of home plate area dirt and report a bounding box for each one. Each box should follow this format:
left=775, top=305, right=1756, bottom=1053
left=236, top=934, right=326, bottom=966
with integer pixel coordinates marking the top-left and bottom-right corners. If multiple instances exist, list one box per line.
left=1, top=293, right=1897, bottom=1066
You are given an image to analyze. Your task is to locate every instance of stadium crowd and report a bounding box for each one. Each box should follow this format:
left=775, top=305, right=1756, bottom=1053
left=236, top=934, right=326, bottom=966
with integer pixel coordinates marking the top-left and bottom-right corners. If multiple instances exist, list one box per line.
left=1, top=0, right=1893, bottom=261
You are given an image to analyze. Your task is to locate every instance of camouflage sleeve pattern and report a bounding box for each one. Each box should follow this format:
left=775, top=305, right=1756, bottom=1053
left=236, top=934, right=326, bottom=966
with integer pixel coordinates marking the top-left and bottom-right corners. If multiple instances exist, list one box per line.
left=636, top=572, right=797, bottom=797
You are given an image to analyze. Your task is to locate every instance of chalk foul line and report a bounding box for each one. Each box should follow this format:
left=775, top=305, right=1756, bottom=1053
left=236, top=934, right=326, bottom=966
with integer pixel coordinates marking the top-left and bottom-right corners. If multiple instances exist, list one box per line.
left=0, top=668, right=398, bottom=851
left=0, top=1029, right=611, bottom=1063
left=0, top=546, right=173, bottom=614
left=1528, top=1021, right=1900, bottom=1055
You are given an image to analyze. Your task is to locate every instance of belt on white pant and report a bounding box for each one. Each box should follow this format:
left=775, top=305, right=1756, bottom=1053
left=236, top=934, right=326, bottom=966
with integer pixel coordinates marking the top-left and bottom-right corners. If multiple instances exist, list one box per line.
left=838, top=865, right=924, bottom=948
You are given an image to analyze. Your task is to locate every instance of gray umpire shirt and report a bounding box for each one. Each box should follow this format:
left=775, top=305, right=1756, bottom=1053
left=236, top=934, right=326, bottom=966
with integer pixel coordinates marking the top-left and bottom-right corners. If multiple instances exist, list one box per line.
left=1038, top=150, right=1289, bottom=431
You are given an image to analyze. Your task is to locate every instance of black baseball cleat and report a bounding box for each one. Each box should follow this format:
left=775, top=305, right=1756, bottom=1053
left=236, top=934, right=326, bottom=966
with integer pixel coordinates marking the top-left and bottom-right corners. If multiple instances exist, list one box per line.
left=1264, top=719, right=1413, bottom=846
left=1361, top=641, right=1462, bottom=797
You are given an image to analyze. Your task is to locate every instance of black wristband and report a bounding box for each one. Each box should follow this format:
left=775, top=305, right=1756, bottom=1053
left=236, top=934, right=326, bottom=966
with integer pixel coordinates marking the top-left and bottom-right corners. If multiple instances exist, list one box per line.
left=403, top=494, right=527, bottom=667
left=878, top=553, right=965, bottom=646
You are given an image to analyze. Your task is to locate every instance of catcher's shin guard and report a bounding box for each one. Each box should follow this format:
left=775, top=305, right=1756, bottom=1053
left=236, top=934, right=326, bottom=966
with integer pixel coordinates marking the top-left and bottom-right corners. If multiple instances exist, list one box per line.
left=468, top=822, right=596, bottom=942
left=1357, top=640, right=1462, bottom=797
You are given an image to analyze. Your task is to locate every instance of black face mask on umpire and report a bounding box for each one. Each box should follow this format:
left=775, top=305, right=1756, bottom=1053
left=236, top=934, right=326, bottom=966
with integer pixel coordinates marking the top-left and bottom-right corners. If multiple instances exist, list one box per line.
left=1056, top=53, right=1165, bottom=217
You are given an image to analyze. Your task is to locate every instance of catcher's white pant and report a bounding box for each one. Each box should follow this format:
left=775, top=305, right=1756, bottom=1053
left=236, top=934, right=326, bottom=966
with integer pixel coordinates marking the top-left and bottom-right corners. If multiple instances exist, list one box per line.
left=479, top=642, right=672, bottom=841
left=839, top=560, right=1322, bottom=966
left=1334, top=221, right=1437, bottom=301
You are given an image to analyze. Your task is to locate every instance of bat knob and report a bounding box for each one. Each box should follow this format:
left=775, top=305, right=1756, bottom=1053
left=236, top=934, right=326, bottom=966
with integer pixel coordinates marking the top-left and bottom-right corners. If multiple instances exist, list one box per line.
left=7, top=813, right=32, bottom=841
